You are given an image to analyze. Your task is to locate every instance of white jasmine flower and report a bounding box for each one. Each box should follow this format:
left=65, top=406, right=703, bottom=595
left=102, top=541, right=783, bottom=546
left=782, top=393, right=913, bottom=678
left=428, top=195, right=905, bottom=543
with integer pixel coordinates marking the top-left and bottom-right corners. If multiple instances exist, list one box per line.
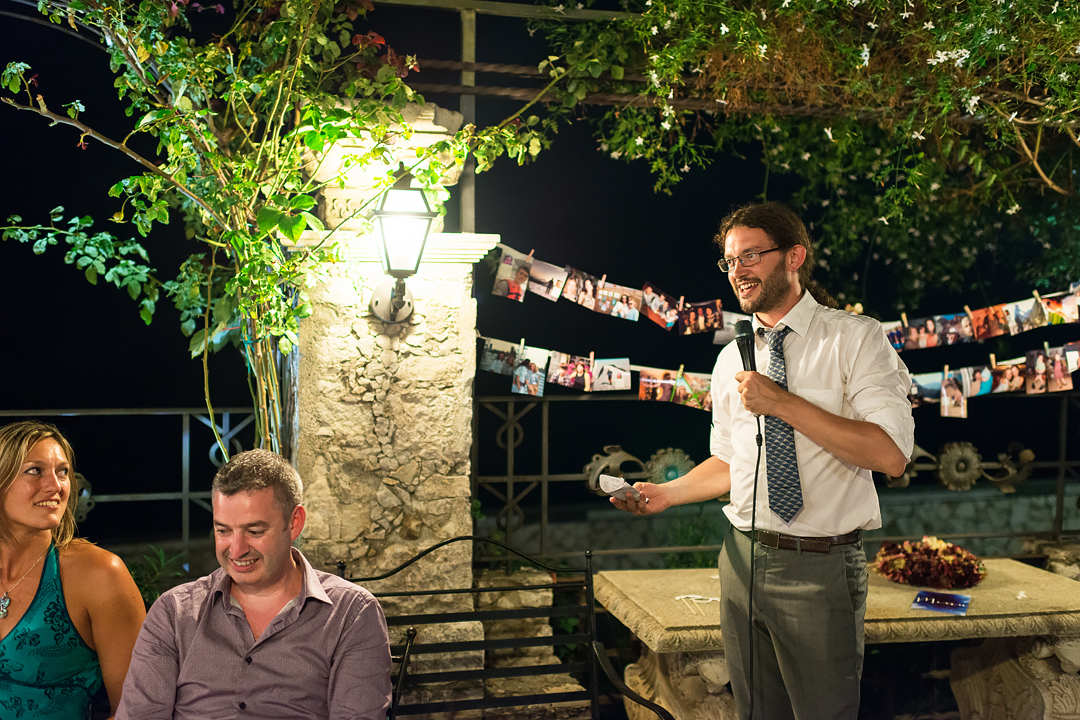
left=966, top=95, right=980, bottom=113
left=878, top=216, right=889, bottom=225
left=661, top=120, right=671, bottom=130
left=662, top=104, right=675, bottom=117
left=802, top=152, right=811, bottom=160
left=650, top=26, right=658, bottom=35
left=782, top=0, right=791, bottom=7
left=599, top=143, right=608, bottom=151
left=720, top=23, right=729, bottom=35
left=923, top=21, right=935, bottom=30
left=1006, top=203, right=1020, bottom=215
left=681, top=163, right=690, bottom=173
left=664, top=19, right=671, bottom=29
left=610, top=150, right=622, bottom=159
left=758, top=43, right=768, bottom=56
left=576, top=2, right=583, bottom=7
left=821, top=199, right=830, bottom=207
left=912, top=129, right=925, bottom=140
left=635, top=136, right=644, bottom=146
left=715, top=98, right=728, bottom=104
left=930, top=181, right=941, bottom=191
left=824, top=127, right=834, bottom=141
left=860, top=44, right=870, bottom=67
left=554, top=4, right=565, bottom=12
left=1059, top=71, right=1070, bottom=82
left=901, top=10, right=912, bottom=18
left=867, top=21, right=878, bottom=30
left=760, top=9, right=766, bottom=20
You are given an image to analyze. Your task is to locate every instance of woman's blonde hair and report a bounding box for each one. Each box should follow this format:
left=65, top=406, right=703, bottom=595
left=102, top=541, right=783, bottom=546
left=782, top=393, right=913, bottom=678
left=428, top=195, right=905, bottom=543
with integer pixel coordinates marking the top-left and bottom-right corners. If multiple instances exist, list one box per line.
left=0, top=421, right=80, bottom=548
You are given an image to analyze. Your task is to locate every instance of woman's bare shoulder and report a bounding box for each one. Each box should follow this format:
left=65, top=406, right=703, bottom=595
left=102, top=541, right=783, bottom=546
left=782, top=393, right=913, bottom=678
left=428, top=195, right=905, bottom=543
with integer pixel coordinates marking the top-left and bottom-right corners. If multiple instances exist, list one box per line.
left=58, top=540, right=134, bottom=582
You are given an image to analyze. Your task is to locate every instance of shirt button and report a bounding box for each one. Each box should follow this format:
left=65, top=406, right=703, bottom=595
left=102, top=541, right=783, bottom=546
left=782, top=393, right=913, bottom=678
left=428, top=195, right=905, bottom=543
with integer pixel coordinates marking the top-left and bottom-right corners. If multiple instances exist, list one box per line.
left=239, top=701, right=247, bottom=710
left=245, top=656, right=253, bottom=664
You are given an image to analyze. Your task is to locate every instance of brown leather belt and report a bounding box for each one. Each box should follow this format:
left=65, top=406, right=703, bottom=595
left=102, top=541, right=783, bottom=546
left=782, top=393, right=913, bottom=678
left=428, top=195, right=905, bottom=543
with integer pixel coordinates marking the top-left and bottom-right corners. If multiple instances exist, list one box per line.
left=738, top=527, right=861, bottom=553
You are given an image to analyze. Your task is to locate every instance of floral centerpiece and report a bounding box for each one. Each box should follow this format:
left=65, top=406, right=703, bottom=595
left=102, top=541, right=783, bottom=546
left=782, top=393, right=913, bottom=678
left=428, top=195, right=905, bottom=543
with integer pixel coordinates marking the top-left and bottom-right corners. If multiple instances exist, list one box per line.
left=874, top=536, right=986, bottom=589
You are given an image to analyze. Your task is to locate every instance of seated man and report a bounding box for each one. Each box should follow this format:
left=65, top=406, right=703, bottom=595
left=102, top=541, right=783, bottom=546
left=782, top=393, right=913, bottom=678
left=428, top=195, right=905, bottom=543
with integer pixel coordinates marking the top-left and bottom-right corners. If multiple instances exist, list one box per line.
left=117, top=450, right=391, bottom=719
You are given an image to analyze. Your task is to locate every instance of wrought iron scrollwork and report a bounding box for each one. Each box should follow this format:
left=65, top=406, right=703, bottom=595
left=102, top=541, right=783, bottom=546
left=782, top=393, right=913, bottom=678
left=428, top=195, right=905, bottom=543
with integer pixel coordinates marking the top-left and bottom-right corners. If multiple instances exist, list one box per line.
left=894, top=441, right=1034, bottom=493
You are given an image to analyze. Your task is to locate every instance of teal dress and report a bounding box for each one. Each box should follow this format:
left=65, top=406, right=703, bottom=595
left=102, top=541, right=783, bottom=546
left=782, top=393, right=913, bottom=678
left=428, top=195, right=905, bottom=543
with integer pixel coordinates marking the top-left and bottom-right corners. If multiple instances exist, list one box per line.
left=0, top=544, right=104, bottom=719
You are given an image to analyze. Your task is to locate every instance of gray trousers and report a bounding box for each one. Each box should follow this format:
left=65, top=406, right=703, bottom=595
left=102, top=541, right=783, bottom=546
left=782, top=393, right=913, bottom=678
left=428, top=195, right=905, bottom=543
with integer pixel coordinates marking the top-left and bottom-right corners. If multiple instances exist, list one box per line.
left=718, top=524, right=868, bottom=720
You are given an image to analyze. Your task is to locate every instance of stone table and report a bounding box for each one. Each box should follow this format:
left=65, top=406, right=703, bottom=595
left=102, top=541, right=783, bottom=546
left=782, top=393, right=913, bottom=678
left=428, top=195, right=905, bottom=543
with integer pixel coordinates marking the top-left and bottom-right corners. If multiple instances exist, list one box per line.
left=595, top=559, right=1080, bottom=719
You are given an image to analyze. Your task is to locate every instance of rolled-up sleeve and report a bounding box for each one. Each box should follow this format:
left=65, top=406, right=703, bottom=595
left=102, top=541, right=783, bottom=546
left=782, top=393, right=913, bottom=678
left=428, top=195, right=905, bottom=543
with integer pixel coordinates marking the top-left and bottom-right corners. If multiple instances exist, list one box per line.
left=327, top=591, right=392, bottom=720
left=846, top=320, right=915, bottom=460
left=115, top=595, right=180, bottom=720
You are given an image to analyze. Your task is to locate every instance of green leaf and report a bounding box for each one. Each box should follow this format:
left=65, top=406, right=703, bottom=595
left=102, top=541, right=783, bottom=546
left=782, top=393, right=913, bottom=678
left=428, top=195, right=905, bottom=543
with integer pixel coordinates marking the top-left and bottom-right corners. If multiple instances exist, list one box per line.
left=188, top=328, right=207, bottom=358
left=278, top=213, right=306, bottom=243
left=278, top=336, right=294, bottom=355
left=85, top=267, right=98, bottom=285
left=300, top=211, right=324, bottom=232
left=610, top=65, right=624, bottom=80
left=289, top=195, right=316, bottom=211
left=256, top=207, right=284, bottom=234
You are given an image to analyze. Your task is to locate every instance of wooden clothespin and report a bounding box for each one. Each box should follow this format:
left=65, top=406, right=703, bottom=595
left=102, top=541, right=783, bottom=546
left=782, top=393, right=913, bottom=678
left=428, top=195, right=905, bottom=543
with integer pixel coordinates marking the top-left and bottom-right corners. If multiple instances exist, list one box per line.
left=599, top=274, right=607, bottom=290
left=990, top=353, right=997, bottom=368
left=519, top=338, right=525, bottom=354
left=527, top=248, right=535, bottom=259
left=588, top=351, right=595, bottom=367
left=1044, top=340, right=1051, bottom=355
left=676, top=364, right=685, bottom=381
left=900, top=311, right=909, bottom=327
left=678, top=295, right=685, bottom=311
left=1033, top=289, right=1043, bottom=306
left=943, top=364, right=950, bottom=379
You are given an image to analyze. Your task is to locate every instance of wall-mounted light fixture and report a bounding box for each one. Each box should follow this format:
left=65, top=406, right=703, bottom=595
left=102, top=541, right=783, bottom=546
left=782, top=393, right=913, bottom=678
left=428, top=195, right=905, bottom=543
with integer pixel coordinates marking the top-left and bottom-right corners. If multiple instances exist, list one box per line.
left=369, top=172, right=438, bottom=323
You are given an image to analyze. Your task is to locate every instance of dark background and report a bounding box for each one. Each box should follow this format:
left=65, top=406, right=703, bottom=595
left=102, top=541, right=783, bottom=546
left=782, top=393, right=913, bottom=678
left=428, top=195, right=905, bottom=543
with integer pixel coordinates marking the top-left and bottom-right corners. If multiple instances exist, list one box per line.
left=1, top=4, right=1077, bottom=546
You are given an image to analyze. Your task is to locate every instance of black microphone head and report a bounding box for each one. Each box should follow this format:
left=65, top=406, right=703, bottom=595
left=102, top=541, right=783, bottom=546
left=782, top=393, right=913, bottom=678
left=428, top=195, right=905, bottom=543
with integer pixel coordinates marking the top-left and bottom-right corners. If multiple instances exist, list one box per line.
left=733, top=320, right=756, bottom=372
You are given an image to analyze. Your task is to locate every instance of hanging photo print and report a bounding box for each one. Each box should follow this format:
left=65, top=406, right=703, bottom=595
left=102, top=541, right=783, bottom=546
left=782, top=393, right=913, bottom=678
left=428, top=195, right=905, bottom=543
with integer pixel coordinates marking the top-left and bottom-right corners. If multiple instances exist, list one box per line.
left=1042, top=292, right=1079, bottom=325
left=596, top=282, right=643, bottom=321
left=881, top=320, right=905, bottom=352
left=547, top=352, right=593, bottom=390
left=714, top=311, right=752, bottom=346
left=940, top=370, right=968, bottom=419
left=966, top=365, right=993, bottom=397
left=672, top=371, right=712, bottom=411
left=677, top=300, right=724, bottom=335
left=526, top=259, right=569, bottom=302
left=904, top=317, right=940, bottom=349
left=636, top=366, right=677, bottom=402
left=1047, top=347, right=1073, bottom=392
left=990, top=360, right=1026, bottom=393
left=1024, top=349, right=1048, bottom=394
left=935, top=313, right=975, bottom=345
left=970, top=304, right=1010, bottom=340
left=564, top=267, right=601, bottom=311
left=510, top=346, right=549, bottom=397
left=1065, top=342, right=1080, bottom=372
left=492, top=244, right=532, bottom=302
left=592, top=358, right=632, bottom=391
left=478, top=337, right=518, bottom=376
left=1005, top=298, right=1047, bottom=335
left=640, top=282, right=680, bottom=330
left=909, top=371, right=943, bottom=407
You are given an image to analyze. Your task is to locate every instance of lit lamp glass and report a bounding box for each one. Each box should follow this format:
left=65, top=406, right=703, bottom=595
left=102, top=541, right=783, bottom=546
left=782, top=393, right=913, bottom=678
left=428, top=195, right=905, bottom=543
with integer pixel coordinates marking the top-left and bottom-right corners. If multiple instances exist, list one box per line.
left=369, top=178, right=438, bottom=323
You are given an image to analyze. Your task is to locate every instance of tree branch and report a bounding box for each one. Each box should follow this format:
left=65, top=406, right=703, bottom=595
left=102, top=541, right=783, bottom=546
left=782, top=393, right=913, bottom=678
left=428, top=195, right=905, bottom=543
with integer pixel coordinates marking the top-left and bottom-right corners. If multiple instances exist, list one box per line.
left=1, top=96, right=232, bottom=229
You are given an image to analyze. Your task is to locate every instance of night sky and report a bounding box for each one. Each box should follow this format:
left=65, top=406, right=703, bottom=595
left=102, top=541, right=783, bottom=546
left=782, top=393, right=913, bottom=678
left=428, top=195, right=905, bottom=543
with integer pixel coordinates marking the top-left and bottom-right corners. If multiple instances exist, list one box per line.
left=1, top=4, right=1076, bottom=542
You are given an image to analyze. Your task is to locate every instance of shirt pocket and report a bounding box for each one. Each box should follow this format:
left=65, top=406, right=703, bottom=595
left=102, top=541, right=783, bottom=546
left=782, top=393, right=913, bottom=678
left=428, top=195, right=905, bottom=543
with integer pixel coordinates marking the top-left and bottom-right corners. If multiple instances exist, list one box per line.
left=795, top=386, right=844, bottom=416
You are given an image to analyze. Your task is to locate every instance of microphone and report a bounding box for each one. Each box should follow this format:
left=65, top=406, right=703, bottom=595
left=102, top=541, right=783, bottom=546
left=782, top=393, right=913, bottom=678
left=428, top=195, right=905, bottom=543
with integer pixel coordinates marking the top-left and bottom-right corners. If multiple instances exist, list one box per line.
left=734, top=320, right=756, bottom=372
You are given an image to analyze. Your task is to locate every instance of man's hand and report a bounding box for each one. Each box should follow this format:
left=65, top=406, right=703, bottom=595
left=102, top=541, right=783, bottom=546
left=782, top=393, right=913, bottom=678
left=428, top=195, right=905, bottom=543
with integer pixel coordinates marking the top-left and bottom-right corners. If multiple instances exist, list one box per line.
left=610, top=482, right=669, bottom=516
left=735, top=370, right=791, bottom=416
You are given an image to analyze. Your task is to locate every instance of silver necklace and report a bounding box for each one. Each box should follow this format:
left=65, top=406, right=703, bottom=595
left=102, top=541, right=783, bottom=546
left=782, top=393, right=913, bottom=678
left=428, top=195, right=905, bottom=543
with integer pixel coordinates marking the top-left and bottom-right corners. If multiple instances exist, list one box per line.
left=0, top=547, right=50, bottom=619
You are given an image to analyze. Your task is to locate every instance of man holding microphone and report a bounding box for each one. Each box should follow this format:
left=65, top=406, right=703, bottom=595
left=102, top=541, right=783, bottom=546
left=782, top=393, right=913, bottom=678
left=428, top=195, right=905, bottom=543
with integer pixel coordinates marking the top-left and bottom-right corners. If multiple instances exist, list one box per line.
left=612, top=202, right=914, bottom=720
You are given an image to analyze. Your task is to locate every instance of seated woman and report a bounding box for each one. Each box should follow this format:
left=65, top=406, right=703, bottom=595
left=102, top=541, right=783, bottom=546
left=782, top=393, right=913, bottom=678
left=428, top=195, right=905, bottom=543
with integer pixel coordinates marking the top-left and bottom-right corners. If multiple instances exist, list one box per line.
left=0, top=421, right=146, bottom=719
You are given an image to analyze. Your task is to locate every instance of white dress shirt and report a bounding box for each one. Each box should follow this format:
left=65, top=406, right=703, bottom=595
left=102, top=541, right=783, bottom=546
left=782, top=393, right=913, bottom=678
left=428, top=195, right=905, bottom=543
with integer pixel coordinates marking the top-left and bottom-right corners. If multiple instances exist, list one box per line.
left=710, top=291, right=915, bottom=536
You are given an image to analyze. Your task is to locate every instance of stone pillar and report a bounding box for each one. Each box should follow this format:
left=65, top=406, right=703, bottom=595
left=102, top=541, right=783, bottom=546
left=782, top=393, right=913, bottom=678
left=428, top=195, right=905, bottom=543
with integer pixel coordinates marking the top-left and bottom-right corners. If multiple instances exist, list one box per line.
left=294, top=103, right=498, bottom=578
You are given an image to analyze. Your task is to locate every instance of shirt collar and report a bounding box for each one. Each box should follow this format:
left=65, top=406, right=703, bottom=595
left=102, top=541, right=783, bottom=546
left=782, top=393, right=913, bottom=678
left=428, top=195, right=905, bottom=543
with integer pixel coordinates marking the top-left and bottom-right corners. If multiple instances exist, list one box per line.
left=751, top=289, right=818, bottom=338
left=211, top=546, right=332, bottom=608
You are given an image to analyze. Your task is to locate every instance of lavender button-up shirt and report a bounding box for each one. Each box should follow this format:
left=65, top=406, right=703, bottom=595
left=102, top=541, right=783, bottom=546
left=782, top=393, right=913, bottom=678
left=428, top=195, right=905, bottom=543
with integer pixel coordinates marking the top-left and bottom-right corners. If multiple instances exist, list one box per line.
left=116, top=548, right=391, bottom=720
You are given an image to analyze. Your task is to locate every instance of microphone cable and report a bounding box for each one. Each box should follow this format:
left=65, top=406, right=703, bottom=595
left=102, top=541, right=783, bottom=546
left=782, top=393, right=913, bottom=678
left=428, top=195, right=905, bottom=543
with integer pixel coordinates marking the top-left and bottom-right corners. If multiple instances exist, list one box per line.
left=747, top=414, right=763, bottom=720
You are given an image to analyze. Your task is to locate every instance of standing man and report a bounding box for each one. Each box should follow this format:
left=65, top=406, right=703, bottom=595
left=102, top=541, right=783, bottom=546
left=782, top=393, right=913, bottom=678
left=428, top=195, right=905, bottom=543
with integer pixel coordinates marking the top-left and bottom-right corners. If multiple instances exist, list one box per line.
left=117, top=450, right=391, bottom=719
left=613, top=202, right=913, bottom=720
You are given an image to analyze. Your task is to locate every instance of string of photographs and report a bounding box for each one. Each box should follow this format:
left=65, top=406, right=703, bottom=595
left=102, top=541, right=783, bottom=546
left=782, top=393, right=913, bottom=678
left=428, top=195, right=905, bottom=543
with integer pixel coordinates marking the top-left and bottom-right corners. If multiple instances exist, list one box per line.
left=491, top=243, right=727, bottom=337
left=881, top=283, right=1080, bottom=353
left=478, top=336, right=712, bottom=411
left=481, top=332, right=1080, bottom=421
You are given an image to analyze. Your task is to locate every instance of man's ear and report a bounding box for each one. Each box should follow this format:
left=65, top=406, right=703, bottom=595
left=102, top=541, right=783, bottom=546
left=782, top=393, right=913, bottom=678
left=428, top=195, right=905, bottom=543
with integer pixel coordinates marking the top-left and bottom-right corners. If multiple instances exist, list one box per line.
left=289, top=504, right=306, bottom=542
left=788, top=244, right=808, bottom=272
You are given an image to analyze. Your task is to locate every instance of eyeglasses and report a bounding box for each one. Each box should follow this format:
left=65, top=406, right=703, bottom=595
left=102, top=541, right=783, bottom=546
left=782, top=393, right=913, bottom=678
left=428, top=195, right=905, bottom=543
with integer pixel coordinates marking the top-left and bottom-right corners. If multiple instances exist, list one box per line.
left=717, top=246, right=783, bottom=273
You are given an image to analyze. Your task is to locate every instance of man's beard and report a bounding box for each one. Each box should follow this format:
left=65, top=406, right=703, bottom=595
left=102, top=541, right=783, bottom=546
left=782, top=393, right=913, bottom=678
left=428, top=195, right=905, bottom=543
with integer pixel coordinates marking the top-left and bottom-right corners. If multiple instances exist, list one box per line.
left=735, top=261, right=794, bottom=314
